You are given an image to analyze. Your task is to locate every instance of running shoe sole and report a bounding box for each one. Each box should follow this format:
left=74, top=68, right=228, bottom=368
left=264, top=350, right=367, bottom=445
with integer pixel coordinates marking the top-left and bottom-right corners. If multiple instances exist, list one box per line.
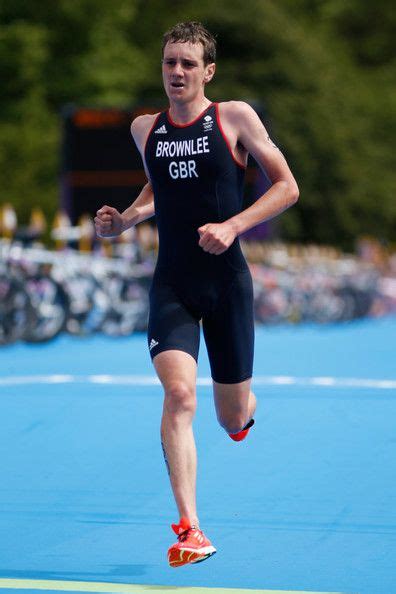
left=168, top=545, right=216, bottom=567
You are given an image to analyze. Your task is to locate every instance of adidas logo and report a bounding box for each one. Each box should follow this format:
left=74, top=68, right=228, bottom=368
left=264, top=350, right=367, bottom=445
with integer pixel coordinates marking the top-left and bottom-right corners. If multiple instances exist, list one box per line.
left=149, top=338, right=159, bottom=351
left=154, top=125, right=167, bottom=134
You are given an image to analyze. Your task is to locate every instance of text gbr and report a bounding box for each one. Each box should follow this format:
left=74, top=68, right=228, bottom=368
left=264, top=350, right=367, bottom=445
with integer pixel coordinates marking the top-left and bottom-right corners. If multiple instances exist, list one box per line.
left=155, top=136, right=210, bottom=180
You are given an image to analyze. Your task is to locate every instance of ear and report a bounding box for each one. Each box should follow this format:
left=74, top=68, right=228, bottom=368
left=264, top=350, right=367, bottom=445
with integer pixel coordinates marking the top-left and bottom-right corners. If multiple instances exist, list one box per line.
left=204, top=63, right=216, bottom=84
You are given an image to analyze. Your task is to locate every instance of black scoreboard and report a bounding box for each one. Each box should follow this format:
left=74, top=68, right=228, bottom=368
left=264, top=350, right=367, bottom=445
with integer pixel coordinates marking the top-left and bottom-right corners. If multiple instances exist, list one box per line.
left=61, top=106, right=158, bottom=223
left=61, top=105, right=271, bottom=237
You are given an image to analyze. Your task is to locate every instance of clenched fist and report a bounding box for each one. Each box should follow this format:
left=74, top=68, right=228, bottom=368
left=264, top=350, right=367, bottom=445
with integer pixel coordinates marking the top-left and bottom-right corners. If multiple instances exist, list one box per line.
left=197, top=221, right=237, bottom=255
left=94, top=205, right=123, bottom=238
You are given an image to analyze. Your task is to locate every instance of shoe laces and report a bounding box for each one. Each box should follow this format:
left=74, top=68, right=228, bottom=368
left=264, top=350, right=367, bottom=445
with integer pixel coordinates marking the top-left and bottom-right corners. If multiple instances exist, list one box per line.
left=172, top=517, right=200, bottom=542
left=178, top=527, right=194, bottom=542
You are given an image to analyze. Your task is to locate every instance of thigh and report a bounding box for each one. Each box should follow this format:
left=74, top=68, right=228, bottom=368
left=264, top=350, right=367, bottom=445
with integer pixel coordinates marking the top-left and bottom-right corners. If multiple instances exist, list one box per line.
left=202, top=270, right=254, bottom=384
left=153, top=349, right=197, bottom=393
left=148, top=278, right=201, bottom=363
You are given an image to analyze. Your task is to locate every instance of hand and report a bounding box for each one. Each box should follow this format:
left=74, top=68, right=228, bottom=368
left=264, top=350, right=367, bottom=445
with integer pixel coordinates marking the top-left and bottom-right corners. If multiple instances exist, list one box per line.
left=197, top=222, right=237, bottom=255
left=94, top=205, right=123, bottom=238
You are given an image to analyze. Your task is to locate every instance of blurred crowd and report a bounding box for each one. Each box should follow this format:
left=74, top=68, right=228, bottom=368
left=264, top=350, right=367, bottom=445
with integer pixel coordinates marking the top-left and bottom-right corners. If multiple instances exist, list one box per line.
left=1, top=203, right=395, bottom=345
left=244, top=239, right=396, bottom=323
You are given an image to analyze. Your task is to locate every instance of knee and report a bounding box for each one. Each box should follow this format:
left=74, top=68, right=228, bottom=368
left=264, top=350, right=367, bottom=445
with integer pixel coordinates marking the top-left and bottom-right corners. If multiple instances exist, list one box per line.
left=163, top=381, right=196, bottom=417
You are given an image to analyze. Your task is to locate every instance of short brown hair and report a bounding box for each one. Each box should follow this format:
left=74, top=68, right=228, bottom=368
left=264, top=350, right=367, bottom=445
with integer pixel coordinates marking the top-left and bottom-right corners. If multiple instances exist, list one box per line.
left=162, top=21, right=216, bottom=66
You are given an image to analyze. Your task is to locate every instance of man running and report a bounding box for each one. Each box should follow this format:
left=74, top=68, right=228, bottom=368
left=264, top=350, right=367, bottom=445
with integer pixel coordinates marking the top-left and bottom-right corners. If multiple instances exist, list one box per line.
left=95, top=21, right=299, bottom=567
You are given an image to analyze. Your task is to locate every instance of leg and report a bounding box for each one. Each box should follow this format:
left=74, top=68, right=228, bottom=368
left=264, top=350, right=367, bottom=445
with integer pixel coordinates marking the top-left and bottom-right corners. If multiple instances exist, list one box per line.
left=154, top=349, right=200, bottom=527
left=202, top=270, right=256, bottom=433
left=213, top=378, right=257, bottom=435
left=148, top=282, right=215, bottom=566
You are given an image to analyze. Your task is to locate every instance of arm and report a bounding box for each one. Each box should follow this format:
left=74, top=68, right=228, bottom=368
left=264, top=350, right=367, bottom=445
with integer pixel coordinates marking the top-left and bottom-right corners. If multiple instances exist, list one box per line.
left=121, top=181, right=155, bottom=229
left=94, top=114, right=156, bottom=238
left=94, top=182, right=155, bottom=238
left=198, top=101, right=299, bottom=254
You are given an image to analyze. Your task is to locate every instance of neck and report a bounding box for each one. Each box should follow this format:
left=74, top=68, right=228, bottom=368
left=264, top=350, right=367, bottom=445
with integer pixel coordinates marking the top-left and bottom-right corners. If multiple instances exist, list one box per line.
left=168, top=96, right=211, bottom=124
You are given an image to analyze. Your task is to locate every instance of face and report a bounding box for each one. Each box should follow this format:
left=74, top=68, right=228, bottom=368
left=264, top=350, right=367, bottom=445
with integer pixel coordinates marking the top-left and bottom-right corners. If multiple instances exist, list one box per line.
left=162, top=41, right=215, bottom=104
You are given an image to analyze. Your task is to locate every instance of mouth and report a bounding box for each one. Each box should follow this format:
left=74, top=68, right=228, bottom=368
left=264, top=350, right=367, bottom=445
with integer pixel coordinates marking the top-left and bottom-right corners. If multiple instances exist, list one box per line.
left=170, top=82, right=184, bottom=88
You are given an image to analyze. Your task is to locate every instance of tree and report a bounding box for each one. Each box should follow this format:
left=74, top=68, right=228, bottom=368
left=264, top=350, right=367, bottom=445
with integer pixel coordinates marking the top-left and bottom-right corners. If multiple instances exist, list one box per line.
left=0, top=0, right=394, bottom=248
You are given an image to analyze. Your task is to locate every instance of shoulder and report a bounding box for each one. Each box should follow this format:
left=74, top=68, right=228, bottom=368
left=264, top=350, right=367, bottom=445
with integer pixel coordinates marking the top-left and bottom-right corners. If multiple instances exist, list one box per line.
left=216, top=101, right=266, bottom=150
left=217, top=101, right=264, bottom=142
left=217, top=100, right=260, bottom=126
left=219, top=101, right=267, bottom=152
left=130, top=113, right=160, bottom=150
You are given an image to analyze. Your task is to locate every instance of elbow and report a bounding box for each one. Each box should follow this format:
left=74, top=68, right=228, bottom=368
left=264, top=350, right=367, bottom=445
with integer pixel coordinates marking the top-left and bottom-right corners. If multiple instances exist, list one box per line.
left=288, top=180, right=299, bottom=205
left=277, top=179, right=299, bottom=207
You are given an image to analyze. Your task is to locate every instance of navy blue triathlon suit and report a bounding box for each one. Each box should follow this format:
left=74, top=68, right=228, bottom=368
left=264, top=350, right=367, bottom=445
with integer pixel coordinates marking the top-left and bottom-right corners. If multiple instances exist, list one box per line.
left=144, top=103, right=254, bottom=384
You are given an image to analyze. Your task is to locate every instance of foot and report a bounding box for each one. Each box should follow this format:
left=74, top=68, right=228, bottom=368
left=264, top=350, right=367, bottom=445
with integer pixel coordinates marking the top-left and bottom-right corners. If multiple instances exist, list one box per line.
left=228, top=418, right=255, bottom=441
left=167, top=517, right=216, bottom=567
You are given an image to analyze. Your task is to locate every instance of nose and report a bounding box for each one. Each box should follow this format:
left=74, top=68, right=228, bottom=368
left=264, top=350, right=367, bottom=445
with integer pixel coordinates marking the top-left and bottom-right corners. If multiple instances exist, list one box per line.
left=172, top=60, right=184, bottom=77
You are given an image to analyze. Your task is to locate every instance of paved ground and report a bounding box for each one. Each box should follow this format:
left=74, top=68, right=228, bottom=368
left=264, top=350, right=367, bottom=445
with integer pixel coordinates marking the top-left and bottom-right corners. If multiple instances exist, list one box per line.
left=1, top=317, right=395, bottom=594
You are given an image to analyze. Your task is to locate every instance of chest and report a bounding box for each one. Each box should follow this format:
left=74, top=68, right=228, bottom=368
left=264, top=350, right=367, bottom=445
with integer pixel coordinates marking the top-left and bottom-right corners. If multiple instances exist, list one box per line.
left=145, top=117, right=230, bottom=184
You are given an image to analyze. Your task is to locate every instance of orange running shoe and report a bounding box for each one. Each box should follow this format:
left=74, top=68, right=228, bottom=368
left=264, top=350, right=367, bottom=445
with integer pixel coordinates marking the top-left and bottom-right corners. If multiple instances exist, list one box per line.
left=167, top=517, right=216, bottom=567
left=228, top=418, right=255, bottom=442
